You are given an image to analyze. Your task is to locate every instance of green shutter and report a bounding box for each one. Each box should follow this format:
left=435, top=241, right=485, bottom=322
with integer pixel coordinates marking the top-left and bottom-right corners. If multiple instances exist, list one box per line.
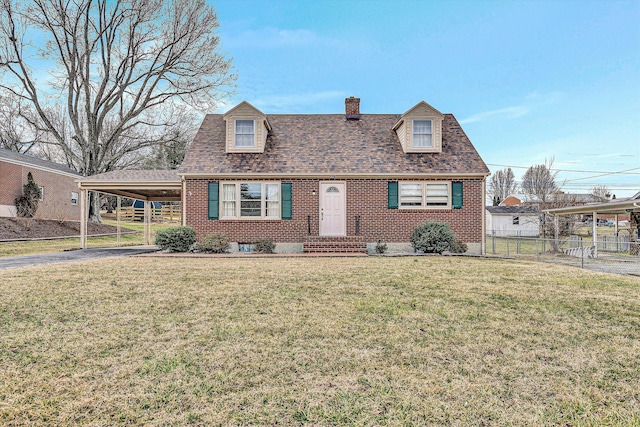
left=388, top=182, right=398, bottom=209
left=281, top=182, right=292, bottom=220
left=208, top=182, right=219, bottom=219
left=452, top=182, right=463, bottom=209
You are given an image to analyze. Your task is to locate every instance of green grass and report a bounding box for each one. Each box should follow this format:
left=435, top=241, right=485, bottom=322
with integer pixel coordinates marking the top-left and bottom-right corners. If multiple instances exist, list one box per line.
left=0, top=220, right=174, bottom=257
left=1, top=257, right=639, bottom=425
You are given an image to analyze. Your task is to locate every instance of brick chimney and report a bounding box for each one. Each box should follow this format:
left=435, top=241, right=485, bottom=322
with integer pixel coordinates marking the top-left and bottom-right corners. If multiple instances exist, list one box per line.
left=345, top=96, right=360, bottom=120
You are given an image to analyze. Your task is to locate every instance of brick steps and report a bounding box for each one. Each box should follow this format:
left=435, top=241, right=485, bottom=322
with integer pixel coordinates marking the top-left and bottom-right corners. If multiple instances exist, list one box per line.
left=303, top=236, right=368, bottom=253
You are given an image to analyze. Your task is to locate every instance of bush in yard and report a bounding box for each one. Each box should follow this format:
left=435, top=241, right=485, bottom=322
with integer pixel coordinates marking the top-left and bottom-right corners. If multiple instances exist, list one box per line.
left=411, top=221, right=467, bottom=254
left=15, top=172, right=41, bottom=218
left=254, top=238, right=276, bottom=254
left=154, top=226, right=196, bottom=252
left=375, top=240, right=388, bottom=254
left=196, top=232, right=230, bottom=254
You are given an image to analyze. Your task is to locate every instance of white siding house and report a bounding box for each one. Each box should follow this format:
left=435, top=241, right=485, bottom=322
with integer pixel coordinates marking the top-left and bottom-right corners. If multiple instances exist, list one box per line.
left=486, top=206, right=540, bottom=237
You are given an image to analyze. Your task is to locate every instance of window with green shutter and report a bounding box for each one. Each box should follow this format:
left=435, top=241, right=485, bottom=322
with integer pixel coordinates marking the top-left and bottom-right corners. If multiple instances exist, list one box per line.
left=452, top=182, right=463, bottom=209
left=208, top=182, right=219, bottom=219
left=281, top=182, right=292, bottom=219
left=388, top=182, right=398, bottom=209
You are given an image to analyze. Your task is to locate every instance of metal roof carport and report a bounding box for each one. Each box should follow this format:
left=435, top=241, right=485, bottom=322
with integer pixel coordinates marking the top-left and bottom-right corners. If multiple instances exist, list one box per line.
left=77, top=170, right=182, bottom=248
left=544, top=196, right=640, bottom=257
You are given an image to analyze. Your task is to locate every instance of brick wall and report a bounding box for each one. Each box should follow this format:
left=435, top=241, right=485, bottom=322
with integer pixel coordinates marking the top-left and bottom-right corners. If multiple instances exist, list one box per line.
left=0, top=160, right=81, bottom=220
left=0, top=162, right=23, bottom=205
left=185, top=178, right=484, bottom=245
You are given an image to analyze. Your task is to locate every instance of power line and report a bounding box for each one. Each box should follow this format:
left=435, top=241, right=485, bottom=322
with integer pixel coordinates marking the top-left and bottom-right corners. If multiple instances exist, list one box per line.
left=487, top=163, right=640, bottom=175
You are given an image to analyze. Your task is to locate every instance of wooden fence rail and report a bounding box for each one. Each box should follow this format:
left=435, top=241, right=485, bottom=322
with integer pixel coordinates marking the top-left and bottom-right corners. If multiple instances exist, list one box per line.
left=117, top=205, right=181, bottom=223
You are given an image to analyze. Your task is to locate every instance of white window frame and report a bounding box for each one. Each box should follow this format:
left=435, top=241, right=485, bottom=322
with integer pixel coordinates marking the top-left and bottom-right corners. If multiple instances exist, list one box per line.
left=71, top=192, right=78, bottom=205
left=513, top=216, right=520, bottom=225
left=399, top=181, right=451, bottom=209
left=234, top=119, right=255, bottom=147
left=412, top=119, right=433, bottom=148
left=220, top=181, right=281, bottom=220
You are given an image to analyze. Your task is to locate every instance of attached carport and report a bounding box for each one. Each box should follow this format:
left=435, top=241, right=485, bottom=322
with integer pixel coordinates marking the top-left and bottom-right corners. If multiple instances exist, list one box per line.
left=544, top=197, right=640, bottom=257
left=77, top=170, right=182, bottom=248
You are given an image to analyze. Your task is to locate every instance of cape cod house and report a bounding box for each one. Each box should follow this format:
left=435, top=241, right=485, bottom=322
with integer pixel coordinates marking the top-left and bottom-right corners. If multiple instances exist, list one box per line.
left=177, top=97, right=490, bottom=254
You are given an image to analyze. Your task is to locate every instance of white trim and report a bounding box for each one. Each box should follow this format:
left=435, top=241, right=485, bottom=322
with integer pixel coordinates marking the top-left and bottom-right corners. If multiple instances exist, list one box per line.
left=178, top=172, right=490, bottom=179
left=219, top=181, right=281, bottom=220
left=399, top=181, right=451, bottom=210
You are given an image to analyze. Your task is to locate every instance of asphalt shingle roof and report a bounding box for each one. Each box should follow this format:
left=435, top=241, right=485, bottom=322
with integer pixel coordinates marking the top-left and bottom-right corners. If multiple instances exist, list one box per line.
left=80, top=169, right=181, bottom=182
left=0, top=148, right=80, bottom=176
left=486, top=206, right=539, bottom=214
left=179, top=114, right=489, bottom=176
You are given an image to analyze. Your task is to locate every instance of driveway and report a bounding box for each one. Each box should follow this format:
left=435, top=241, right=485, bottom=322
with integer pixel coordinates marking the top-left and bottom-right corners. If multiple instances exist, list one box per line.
left=0, top=246, right=159, bottom=270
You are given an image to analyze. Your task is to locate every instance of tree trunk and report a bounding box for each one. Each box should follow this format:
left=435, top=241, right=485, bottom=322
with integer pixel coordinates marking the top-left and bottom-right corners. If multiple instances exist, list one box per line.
left=88, top=191, right=102, bottom=223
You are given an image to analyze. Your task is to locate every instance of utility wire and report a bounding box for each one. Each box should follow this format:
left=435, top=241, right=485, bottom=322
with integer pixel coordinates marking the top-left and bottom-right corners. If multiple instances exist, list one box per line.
left=487, top=163, right=640, bottom=175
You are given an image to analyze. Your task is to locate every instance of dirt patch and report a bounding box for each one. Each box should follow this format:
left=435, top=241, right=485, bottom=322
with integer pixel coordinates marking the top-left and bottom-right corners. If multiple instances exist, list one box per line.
left=0, top=217, right=133, bottom=241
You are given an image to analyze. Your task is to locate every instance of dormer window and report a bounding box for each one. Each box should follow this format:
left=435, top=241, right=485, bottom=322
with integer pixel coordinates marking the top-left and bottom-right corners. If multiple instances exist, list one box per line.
left=412, top=120, right=432, bottom=147
left=393, top=101, right=444, bottom=153
left=235, top=120, right=255, bottom=147
left=224, top=102, right=270, bottom=153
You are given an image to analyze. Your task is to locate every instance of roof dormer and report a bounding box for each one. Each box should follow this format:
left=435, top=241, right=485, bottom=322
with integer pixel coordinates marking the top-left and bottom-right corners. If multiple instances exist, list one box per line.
left=393, top=101, right=444, bottom=153
left=223, top=101, right=271, bottom=153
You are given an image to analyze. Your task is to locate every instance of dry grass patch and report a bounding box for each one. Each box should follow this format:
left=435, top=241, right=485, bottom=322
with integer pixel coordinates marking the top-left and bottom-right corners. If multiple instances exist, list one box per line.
left=1, top=257, right=639, bottom=425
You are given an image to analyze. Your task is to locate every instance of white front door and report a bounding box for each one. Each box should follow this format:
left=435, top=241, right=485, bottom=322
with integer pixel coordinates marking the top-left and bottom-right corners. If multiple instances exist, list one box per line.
left=319, top=182, right=346, bottom=236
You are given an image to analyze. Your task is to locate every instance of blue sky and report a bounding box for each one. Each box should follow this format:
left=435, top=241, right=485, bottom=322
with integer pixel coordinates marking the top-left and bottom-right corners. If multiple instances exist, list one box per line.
left=211, top=0, right=639, bottom=198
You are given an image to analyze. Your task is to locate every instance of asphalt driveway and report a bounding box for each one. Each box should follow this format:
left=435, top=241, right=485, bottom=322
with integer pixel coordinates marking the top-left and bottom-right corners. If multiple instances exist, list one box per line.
left=0, top=246, right=159, bottom=270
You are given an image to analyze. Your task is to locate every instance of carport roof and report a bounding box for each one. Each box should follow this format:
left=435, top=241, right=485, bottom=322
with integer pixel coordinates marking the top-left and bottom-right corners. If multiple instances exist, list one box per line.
left=543, top=195, right=640, bottom=215
left=77, top=170, right=181, bottom=201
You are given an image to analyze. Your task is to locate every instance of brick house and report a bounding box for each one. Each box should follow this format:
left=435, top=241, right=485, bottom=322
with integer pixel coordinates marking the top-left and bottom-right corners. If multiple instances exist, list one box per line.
left=178, top=98, right=489, bottom=254
left=0, top=148, right=81, bottom=221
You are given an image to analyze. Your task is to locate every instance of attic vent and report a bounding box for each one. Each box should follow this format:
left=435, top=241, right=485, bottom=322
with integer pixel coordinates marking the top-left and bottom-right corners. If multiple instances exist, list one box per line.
left=326, top=186, right=340, bottom=193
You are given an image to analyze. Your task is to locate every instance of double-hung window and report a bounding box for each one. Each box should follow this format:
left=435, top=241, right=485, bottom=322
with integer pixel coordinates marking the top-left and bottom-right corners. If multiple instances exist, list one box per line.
left=412, top=120, right=432, bottom=147
left=399, top=182, right=450, bottom=208
left=235, top=120, right=255, bottom=147
left=221, top=182, right=280, bottom=219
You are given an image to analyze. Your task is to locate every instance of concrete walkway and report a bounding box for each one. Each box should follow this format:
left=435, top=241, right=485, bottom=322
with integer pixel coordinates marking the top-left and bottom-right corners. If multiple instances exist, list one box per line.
left=0, top=246, right=160, bottom=270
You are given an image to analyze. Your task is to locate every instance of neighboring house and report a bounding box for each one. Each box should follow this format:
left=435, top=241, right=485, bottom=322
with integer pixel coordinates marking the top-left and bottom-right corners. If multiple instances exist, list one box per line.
left=177, top=97, right=490, bottom=253
left=500, top=195, right=524, bottom=206
left=485, top=206, right=540, bottom=237
left=0, top=148, right=81, bottom=220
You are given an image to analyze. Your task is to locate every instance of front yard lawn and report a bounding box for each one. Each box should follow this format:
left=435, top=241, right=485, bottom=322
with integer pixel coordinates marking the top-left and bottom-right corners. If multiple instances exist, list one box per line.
left=1, top=257, right=639, bottom=425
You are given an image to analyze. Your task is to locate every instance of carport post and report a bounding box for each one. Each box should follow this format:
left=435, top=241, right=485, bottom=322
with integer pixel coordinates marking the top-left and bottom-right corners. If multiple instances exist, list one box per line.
left=592, top=210, right=598, bottom=257
left=144, top=200, right=151, bottom=245
left=116, top=196, right=121, bottom=246
left=80, top=188, right=88, bottom=249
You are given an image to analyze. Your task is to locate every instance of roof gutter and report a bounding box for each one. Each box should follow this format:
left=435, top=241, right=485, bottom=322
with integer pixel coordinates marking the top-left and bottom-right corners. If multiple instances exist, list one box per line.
left=177, top=172, right=490, bottom=180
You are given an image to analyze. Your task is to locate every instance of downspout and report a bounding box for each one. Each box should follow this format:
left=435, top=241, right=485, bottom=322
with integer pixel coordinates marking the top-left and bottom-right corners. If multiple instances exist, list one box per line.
left=181, top=177, right=187, bottom=226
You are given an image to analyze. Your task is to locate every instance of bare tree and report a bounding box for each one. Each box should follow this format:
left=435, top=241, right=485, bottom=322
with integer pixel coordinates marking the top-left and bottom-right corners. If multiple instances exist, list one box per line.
left=0, top=0, right=235, bottom=220
left=488, top=167, right=517, bottom=205
left=590, top=185, right=611, bottom=202
left=521, top=158, right=559, bottom=210
left=0, top=94, right=45, bottom=154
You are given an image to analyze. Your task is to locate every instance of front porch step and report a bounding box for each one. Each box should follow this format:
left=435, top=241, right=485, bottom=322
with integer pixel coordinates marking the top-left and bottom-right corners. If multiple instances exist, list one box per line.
left=303, top=236, right=368, bottom=253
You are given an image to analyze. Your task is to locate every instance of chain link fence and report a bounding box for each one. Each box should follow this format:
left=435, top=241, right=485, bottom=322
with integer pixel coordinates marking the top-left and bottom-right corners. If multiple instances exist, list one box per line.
left=486, top=234, right=640, bottom=276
